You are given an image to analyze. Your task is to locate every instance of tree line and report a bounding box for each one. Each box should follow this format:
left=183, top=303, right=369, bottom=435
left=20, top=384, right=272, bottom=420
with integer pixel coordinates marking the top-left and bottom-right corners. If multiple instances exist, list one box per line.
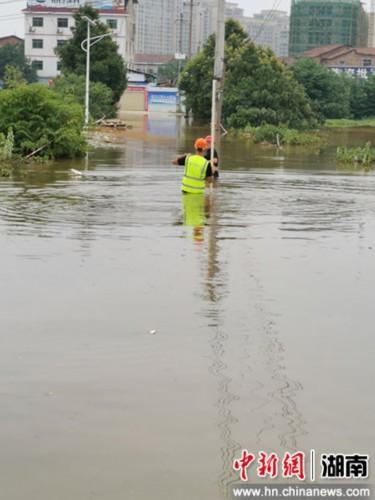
left=178, top=20, right=375, bottom=129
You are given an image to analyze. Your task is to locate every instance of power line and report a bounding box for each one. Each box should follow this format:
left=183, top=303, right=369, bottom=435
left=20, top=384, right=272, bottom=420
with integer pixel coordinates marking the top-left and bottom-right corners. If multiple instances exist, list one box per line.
left=252, top=0, right=282, bottom=43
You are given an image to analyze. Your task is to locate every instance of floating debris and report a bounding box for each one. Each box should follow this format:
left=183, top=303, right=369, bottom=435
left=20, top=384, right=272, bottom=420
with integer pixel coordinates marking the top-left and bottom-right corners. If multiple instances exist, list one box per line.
left=97, top=118, right=128, bottom=129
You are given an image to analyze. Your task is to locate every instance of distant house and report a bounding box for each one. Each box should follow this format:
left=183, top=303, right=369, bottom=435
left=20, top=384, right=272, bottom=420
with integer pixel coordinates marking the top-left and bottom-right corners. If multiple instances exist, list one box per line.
left=0, top=36, right=23, bottom=48
left=285, top=44, right=375, bottom=78
left=132, top=54, right=175, bottom=76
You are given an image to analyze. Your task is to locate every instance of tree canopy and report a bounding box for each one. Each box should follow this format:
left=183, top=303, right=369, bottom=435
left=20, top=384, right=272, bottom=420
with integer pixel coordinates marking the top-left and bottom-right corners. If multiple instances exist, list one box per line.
left=179, top=20, right=318, bottom=129
left=0, top=84, right=86, bottom=158
left=0, top=43, right=37, bottom=84
left=291, top=59, right=351, bottom=120
left=158, top=60, right=186, bottom=86
left=52, top=73, right=115, bottom=119
left=56, top=6, right=127, bottom=103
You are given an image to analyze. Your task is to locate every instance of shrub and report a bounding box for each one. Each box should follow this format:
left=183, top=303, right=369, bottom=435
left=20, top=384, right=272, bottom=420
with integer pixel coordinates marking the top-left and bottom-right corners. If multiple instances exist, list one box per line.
left=336, top=142, right=375, bottom=166
left=0, top=84, right=86, bottom=158
left=52, top=73, right=115, bottom=120
left=250, top=125, right=322, bottom=147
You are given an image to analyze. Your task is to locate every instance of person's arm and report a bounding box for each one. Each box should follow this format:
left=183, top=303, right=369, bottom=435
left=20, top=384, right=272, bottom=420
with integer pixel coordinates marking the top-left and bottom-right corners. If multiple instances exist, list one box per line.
left=172, top=155, right=187, bottom=166
left=213, top=149, right=219, bottom=166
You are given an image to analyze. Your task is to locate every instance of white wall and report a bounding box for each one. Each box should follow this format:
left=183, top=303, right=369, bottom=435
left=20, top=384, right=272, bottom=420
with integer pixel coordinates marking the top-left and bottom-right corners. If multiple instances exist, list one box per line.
left=24, top=9, right=128, bottom=80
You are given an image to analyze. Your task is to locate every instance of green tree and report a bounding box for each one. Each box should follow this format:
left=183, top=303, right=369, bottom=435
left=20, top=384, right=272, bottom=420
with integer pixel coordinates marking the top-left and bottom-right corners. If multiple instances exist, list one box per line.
left=52, top=73, right=115, bottom=119
left=348, top=78, right=368, bottom=119
left=0, top=43, right=37, bottom=83
left=0, top=84, right=86, bottom=158
left=179, top=20, right=318, bottom=129
left=158, top=60, right=186, bottom=86
left=3, top=65, right=27, bottom=89
left=56, top=6, right=127, bottom=103
left=291, top=58, right=351, bottom=120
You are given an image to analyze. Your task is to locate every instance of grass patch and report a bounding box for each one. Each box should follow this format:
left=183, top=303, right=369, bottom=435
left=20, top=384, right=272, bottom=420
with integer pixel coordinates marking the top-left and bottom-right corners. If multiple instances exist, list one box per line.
left=326, top=118, right=375, bottom=128
left=236, top=124, right=322, bottom=147
left=336, top=142, right=375, bottom=166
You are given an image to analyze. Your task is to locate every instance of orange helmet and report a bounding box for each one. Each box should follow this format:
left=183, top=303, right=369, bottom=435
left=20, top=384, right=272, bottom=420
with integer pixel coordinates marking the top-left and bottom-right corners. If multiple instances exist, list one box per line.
left=194, top=138, right=207, bottom=150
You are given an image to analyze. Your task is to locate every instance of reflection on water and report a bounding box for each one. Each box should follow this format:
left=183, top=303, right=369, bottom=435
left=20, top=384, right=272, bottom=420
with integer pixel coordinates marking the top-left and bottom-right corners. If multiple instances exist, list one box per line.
left=0, top=115, right=374, bottom=500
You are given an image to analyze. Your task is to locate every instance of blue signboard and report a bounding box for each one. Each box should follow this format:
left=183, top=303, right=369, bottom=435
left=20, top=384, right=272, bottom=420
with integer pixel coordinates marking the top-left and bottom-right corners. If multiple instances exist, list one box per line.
left=148, top=91, right=177, bottom=106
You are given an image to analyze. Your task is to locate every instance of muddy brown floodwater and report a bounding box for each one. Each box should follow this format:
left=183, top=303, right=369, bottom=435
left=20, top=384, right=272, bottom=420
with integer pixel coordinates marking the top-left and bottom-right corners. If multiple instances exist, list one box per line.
left=0, top=115, right=374, bottom=500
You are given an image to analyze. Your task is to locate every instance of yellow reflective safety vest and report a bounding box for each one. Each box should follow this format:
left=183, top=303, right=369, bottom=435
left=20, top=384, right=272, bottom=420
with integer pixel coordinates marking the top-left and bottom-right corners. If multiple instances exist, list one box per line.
left=182, top=192, right=205, bottom=228
left=181, top=154, right=209, bottom=194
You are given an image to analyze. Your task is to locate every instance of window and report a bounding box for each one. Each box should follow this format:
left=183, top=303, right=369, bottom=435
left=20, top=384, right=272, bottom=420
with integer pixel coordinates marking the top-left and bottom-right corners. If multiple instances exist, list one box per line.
left=32, top=17, right=43, bottom=27
left=107, top=19, right=118, bottom=30
left=57, top=39, right=67, bottom=47
left=32, top=60, right=43, bottom=71
left=57, top=18, right=68, bottom=28
left=32, top=39, right=43, bottom=49
left=363, top=59, right=372, bottom=67
left=57, top=61, right=61, bottom=71
left=340, top=60, right=346, bottom=65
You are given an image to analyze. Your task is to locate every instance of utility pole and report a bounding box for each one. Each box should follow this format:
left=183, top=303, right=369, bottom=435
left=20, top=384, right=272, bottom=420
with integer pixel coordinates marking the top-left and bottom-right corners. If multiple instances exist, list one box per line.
left=188, top=0, right=194, bottom=58
left=179, top=11, right=184, bottom=55
left=210, top=0, right=225, bottom=164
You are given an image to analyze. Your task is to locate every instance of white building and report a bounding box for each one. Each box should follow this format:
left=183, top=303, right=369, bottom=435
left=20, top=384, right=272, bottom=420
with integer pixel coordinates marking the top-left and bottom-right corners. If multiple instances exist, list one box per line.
left=369, top=12, right=375, bottom=48
left=24, top=0, right=137, bottom=81
left=135, top=0, right=177, bottom=56
left=242, top=11, right=290, bottom=57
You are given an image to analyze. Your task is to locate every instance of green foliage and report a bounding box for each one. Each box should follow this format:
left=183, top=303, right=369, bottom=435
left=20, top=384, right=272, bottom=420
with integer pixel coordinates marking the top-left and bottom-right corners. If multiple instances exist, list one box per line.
left=3, top=65, right=27, bottom=89
left=250, top=124, right=322, bottom=146
left=0, top=84, right=86, bottom=158
left=326, top=118, right=375, bottom=128
left=0, top=129, right=15, bottom=176
left=56, top=6, right=127, bottom=103
left=0, top=128, right=14, bottom=159
left=291, top=59, right=351, bottom=120
left=179, top=20, right=318, bottom=129
left=336, top=142, right=375, bottom=166
left=158, top=60, right=185, bottom=86
left=348, top=76, right=375, bottom=119
left=0, top=43, right=37, bottom=83
left=52, top=73, right=115, bottom=119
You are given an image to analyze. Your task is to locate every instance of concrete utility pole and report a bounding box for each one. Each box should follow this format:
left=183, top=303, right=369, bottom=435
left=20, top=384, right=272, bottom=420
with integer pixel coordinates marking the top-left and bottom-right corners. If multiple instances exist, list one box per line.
left=210, top=0, right=225, bottom=164
left=188, top=0, right=194, bottom=58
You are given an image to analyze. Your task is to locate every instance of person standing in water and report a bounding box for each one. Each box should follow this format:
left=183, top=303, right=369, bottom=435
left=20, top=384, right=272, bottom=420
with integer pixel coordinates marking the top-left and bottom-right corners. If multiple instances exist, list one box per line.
left=204, top=135, right=219, bottom=178
left=172, top=138, right=216, bottom=194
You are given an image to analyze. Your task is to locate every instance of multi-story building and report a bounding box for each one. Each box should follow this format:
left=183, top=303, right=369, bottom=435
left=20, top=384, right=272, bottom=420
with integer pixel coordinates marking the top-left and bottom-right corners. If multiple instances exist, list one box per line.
left=135, top=0, right=177, bottom=56
left=289, top=0, right=368, bottom=56
left=243, top=10, right=290, bottom=57
left=134, top=0, right=244, bottom=62
left=368, top=11, right=375, bottom=47
left=176, top=0, right=210, bottom=56
left=24, top=0, right=137, bottom=82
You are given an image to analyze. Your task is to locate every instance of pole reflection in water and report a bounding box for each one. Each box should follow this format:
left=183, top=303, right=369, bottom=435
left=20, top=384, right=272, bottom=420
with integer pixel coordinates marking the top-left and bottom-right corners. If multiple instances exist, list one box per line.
left=182, top=184, right=308, bottom=498
left=204, top=191, right=241, bottom=499
left=182, top=190, right=240, bottom=499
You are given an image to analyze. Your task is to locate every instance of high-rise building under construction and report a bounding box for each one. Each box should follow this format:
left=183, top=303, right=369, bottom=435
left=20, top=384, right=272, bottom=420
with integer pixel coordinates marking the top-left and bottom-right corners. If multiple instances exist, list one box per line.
left=289, top=0, right=368, bottom=55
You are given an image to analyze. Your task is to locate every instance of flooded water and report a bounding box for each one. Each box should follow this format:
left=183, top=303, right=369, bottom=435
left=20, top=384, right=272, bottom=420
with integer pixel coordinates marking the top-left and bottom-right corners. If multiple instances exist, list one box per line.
left=1, top=115, right=374, bottom=499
